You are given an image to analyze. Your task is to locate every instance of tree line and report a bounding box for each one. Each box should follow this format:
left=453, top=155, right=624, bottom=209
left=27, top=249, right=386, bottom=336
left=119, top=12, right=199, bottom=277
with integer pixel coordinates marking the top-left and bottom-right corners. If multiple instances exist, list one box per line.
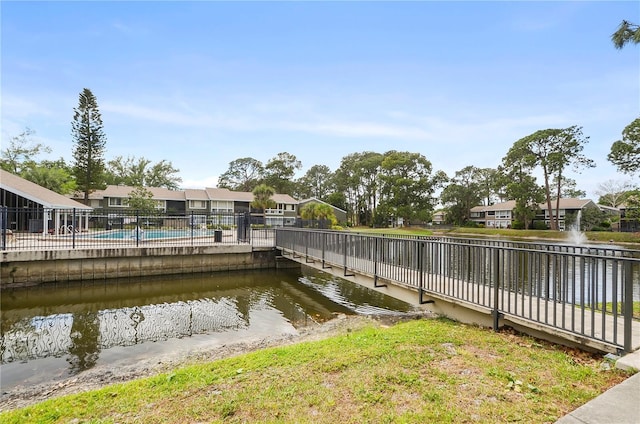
left=219, top=117, right=639, bottom=229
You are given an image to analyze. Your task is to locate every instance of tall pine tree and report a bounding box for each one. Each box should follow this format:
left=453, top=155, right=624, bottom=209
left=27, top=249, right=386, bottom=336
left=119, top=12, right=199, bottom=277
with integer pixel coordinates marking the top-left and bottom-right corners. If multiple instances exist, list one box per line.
left=72, top=88, right=107, bottom=203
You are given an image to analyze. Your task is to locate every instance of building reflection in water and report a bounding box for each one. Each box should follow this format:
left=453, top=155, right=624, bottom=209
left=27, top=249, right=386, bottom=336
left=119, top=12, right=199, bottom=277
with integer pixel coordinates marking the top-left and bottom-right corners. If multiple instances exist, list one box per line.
left=1, top=267, right=415, bottom=378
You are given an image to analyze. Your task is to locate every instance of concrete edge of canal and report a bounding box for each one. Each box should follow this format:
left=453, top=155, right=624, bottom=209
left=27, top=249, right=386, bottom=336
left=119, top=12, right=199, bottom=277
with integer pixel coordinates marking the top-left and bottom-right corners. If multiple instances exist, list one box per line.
left=1, top=245, right=298, bottom=287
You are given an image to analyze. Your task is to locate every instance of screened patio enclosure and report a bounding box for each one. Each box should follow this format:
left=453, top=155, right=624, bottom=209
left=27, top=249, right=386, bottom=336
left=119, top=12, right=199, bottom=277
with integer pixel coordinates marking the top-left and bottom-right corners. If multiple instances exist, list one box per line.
left=0, top=170, right=93, bottom=235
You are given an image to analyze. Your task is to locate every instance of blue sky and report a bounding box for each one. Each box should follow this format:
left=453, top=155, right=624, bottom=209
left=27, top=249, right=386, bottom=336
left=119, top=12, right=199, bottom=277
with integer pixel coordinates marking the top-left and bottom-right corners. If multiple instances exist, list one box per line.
left=2, top=1, right=638, bottom=199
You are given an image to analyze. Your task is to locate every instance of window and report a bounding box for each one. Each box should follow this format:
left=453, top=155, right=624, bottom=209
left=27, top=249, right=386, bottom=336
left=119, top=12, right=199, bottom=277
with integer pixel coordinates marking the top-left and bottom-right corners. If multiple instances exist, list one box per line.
left=189, top=200, right=207, bottom=209
left=211, top=201, right=233, bottom=213
left=108, top=197, right=128, bottom=207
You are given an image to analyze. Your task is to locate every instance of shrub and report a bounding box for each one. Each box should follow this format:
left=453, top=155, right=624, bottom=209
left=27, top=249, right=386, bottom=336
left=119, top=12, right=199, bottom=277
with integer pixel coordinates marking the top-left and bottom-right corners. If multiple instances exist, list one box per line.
left=511, top=220, right=525, bottom=230
left=532, top=221, right=548, bottom=230
left=590, top=226, right=611, bottom=232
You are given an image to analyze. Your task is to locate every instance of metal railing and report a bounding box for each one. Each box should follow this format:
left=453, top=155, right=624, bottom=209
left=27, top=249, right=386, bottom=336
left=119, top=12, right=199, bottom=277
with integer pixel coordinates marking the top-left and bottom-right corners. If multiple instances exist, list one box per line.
left=276, top=228, right=640, bottom=352
left=1, top=207, right=277, bottom=251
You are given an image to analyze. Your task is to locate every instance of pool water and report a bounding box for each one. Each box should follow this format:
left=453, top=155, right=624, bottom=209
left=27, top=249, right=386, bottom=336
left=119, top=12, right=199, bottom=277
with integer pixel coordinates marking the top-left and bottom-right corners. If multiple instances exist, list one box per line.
left=89, top=229, right=215, bottom=240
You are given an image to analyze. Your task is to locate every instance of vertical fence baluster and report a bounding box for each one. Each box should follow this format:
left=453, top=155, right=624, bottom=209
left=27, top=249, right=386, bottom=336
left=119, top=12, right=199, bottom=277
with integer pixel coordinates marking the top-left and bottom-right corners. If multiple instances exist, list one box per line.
left=190, top=211, right=194, bottom=246
left=1, top=206, right=7, bottom=251
left=623, top=260, right=633, bottom=353
left=136, top=210, right=140, bottom=247
left=72, top=208, right=76, bottom=249
left=373, top=237, right=379, bottom=286
left=493, top=247, right=501, bottom=330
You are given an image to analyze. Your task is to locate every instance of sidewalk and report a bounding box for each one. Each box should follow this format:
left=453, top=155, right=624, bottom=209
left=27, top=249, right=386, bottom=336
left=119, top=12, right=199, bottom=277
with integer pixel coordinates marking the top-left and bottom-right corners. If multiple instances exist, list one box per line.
left=555, top=351, right=640, bottom=424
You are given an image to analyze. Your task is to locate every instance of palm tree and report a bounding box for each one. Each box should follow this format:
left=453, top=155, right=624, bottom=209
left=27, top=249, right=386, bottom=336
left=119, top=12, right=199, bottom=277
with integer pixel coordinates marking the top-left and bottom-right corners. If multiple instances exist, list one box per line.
left=300, top=202, right=337, bottom=228
left=300, top=202, right=318, bottom=220
left=251, top=184, right=276, bottom=212
left=315, top=203, right=337, bottom=226
left=612, top=20, right=640, bottom=49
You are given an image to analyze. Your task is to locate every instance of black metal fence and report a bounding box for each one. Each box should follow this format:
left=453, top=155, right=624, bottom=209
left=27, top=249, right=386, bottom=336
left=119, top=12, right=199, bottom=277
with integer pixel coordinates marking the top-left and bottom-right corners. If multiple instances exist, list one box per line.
left=0, top=207, right=277, bottom=250
left=276, top=228, right=640, bottom=352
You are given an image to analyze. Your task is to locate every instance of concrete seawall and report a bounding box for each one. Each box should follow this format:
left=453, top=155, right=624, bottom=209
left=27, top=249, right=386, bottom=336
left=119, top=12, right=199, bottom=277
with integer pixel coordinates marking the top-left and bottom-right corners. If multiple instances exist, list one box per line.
left=1, top=246, right=293, bottom=287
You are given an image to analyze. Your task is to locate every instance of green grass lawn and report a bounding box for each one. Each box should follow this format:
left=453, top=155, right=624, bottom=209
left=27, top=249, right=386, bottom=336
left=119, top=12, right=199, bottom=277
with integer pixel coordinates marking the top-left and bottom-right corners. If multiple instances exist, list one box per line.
left=446, top=227, right=640, bottom=245
left=1, top=318, right=631, bottom=424
left=598, top=301, right=640, bottom=320
left=349, top=226, right=436, bottom=237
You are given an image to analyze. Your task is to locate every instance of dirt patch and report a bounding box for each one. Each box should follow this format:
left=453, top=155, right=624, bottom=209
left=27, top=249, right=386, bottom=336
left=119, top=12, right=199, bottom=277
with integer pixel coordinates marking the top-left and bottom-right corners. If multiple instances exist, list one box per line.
left=0, top=312, right=434, bottom=412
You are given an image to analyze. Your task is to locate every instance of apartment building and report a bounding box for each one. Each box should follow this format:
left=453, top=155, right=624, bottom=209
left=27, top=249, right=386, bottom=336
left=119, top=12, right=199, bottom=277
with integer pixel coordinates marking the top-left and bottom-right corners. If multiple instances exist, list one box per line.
left=75, top=184, right=298, bottom=226
left=469, top=198, right=600, bottom=230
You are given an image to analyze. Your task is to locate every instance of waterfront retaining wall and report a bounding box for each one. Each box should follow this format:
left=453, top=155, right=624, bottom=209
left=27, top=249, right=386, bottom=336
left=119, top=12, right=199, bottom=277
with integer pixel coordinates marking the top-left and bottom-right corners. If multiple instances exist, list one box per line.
left=1, top=246, right=288, bottom=287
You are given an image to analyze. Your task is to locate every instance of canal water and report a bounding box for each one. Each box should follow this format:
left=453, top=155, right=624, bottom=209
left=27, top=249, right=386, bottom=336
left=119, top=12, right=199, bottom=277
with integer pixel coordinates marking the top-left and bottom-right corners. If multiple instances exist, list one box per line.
left=0, top=266, right=416, bottom=393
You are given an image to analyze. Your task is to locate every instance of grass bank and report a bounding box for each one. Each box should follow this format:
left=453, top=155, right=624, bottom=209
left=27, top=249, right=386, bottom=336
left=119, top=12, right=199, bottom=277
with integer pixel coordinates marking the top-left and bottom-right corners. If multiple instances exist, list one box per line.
left=349, top=227, right=435, bottom=237
left=1, top=318, right=630, bottom=424
left=350, top=226, right=640, bottom=248
left=445, top=227, right=640, bottom=246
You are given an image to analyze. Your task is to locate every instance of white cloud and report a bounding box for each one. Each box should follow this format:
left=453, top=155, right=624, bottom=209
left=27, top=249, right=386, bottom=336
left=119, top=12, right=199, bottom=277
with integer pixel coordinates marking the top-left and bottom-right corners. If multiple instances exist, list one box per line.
left=101, top=100, right=433, bottom=139
left=102, top=102, right=214, bottom=126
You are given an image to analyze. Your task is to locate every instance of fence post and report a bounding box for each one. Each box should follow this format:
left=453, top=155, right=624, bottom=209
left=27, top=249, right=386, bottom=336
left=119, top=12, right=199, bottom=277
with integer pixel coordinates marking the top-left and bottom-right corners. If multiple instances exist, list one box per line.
left=322, top=231, right=332, bottom=269
left=623, top=260, right=633, bottom=352
left=246, top=212, right=251, bottom=244
left=418, top=240, right=425, bottom=303
left=72, top=208, right=76, bottom=249
left=374, top=237, right=378, bottom=285
left=1, top=206, right=6, bottom=250
left=136, top=210, right=140, bottom=247
left=305, top=231, right=309, bottom=261
left=373, top=236, right=386, bottom=287
left=343, top=233, right=354, bottom=277
left=492, top=247, right=502, bottom=331
left=190, top=211, right=194, bottom=246
left=321, top=232, right=326, bottom=267
left=343, top=233, right=348, bottom=275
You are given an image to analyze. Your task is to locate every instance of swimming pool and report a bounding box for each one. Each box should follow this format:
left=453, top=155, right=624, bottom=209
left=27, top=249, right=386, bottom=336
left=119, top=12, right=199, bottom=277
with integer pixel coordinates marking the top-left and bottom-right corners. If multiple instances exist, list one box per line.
left=87, top=229, right=216, bottom=240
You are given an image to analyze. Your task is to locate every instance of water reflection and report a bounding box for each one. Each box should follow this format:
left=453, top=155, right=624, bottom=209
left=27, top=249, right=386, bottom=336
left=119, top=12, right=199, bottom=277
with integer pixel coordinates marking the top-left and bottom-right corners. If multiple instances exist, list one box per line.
left=425, top=242, right=640, bottom=304
left=68, top=311, right=100, bottom=374
left=1, top=267, right=415, bottom=391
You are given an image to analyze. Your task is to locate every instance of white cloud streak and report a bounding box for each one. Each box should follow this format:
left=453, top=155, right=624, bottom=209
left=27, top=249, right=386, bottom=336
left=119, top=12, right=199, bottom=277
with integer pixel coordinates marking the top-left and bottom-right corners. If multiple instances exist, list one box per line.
left=102, top=99, right=572, bottom=145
